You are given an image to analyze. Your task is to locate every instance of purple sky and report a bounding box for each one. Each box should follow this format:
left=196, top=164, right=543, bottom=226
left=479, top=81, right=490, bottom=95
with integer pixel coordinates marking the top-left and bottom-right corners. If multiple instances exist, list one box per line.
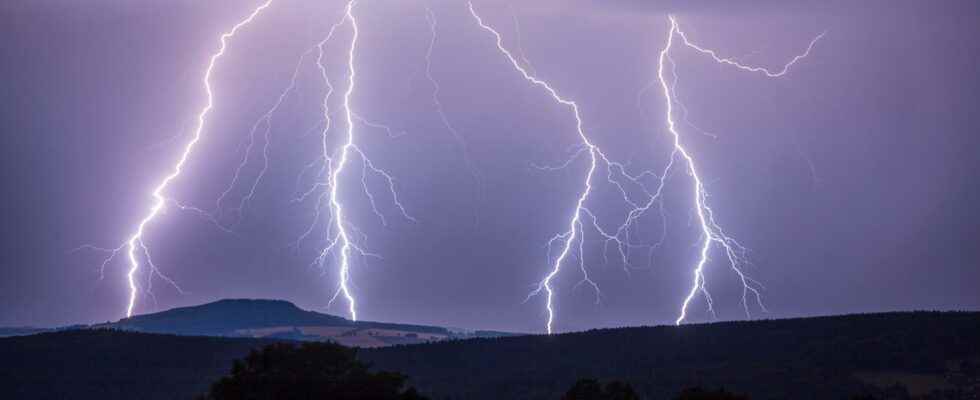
left=1, top=0, right=978, bottom=333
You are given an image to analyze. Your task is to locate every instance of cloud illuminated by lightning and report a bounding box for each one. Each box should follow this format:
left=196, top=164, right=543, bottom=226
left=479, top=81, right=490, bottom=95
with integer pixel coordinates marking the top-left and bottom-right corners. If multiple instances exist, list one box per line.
left=422, top=5, right=487, bottom=228
left=423, top=6, right=475, bottom=174
left=214, top=47, right=311, bottom=227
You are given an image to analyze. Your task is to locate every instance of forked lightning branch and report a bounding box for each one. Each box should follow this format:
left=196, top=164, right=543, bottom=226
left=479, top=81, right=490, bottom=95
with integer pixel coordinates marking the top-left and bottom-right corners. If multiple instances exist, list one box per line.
left=82, top=0, right=824, bottom=333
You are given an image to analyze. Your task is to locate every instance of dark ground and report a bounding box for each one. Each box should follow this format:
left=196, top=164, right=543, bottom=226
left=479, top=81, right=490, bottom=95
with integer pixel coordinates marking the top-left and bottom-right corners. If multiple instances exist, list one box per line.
left=1, top=312, right=978, bottom=399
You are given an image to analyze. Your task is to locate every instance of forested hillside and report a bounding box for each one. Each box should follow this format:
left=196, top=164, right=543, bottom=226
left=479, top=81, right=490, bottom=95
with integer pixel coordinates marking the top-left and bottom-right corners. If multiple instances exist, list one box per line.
left=2, top=312, right=978, bottom=399
left=362, top=312, right=980, bottom=399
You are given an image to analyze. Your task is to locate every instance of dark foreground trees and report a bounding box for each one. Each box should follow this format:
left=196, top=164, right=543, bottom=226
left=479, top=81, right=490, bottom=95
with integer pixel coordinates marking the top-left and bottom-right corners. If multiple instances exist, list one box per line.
left=562, top=379, right=640, bottom=400
left=561, top=380, right=754, bottom=400
left=199, top=342, right=426, bottom=400
left=673, top=387, right=750, bottom=400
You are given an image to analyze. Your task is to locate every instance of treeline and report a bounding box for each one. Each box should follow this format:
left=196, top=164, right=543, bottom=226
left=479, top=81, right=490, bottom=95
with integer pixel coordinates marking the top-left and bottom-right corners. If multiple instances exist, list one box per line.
left=193, top=343, right=772, bottom=400
left=1, top=312, right=978, bottom=399
left=361, top=312, right=980, bottom=399
left=0, top=329, right=273, bottom=400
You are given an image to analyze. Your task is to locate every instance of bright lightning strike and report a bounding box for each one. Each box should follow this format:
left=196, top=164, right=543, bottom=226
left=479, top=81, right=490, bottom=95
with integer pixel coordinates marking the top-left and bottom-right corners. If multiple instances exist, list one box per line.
left=656, top=16, right=824, bottom=325
left=99, top=1, right=275, bottom=317
left=470, top=3, right=646, bottom=334
left=471, top=5, right=822, bottom=332
left=471, top=3, right=684, bottom=334
left=675, top=23, right=826, bottom=78
left=304, top=0, right=414, bottom=322
left=80, top=1, right=821, bottom=330
left=469, top=3, right=598, bottom=334
left=321, top=0, right=363, bottom=322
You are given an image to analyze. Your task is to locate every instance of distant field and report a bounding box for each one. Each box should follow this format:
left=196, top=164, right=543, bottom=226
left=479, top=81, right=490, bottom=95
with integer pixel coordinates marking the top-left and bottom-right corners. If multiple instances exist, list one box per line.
left=232, top=325, right=450, bottom=347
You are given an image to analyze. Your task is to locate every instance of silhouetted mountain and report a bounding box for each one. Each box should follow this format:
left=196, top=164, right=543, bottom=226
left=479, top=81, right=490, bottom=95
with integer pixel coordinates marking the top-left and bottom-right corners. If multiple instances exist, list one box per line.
left=106, top=299, right=350, bottom=335
left=2, top=312, right=978, bottom=399
left=1, top=299, right=513, bottom=347
left=0, top=327, right=48, bottom=337
left=97, top=298, right=513, bottom=347
left=0, top=324, right=88, bottom=338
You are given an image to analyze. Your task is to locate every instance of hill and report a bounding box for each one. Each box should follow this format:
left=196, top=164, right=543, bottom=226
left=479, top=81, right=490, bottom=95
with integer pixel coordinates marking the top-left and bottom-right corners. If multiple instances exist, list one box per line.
left=2, top=312, right=978, bottom=399
left=104, top=298, right=351, bottom=335
left=0, top=327, right=49, bottom=337
left=96, top=299, right=512, bottom=347
left=361, top=312, right=980, bottom=399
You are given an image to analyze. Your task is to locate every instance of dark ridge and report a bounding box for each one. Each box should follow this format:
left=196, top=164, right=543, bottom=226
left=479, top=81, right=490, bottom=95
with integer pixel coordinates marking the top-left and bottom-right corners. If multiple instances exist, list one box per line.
left=105, top=298, right=453, bottom=336
left=108, top=298, right=352, bottom=335
left=361, top=311, right=980, bottom=400
left=4, top=311, right=978, bottom=399
left=0, top=329, right=277, bottom=400
left=0, top=324, right=89, bottom=338
left=0, top=326, right=48, bottom=337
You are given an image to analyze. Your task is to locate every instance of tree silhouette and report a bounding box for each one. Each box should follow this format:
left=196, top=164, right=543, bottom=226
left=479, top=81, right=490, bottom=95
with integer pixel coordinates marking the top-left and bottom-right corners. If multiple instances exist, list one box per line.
left=562, top=379, right=639, bottom=400
left=674, top=387, right=749, bottom=400
left=200, top=342, right=426, bottom=400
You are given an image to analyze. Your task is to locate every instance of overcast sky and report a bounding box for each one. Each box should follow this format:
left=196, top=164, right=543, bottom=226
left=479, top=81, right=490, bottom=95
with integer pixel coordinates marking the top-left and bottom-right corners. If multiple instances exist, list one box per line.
left=1, top=0, right=978, bottom=333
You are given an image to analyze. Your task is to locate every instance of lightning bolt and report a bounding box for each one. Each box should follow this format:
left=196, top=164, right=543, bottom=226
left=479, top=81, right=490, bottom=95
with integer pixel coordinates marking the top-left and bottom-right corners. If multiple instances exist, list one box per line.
left=315, top=0, right=364, bottom=322
left=470, top=3, right=664, bottom=334
left=656, top=16, right=824, bottom=325
left=471, top=5, right=822, bottom=332
left=102, top=0, right=275, bottom=317
left=674, top=23, right=826, bottom=78
left=79, top=0, right=821, bottom=329
left=285, top=11, right=352, bottom=254
left=469, top=3, right=600, bottom=334
left=303, top=0, right=414, bottom=321
left=508, top=5, right=537, bottom=76
left=214, top=47, right=311, bottom=227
